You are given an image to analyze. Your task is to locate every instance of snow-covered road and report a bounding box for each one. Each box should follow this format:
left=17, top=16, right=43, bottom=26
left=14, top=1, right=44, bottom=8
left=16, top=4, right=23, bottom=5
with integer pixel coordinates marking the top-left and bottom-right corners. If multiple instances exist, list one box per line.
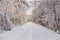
left=0, top=22, right=60, bottom=40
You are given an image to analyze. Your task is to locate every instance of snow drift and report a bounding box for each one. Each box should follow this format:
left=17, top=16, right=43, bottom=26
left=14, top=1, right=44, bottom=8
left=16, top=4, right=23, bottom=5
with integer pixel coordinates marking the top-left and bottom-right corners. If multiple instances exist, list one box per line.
left=0, top=22, right=60, bottom=40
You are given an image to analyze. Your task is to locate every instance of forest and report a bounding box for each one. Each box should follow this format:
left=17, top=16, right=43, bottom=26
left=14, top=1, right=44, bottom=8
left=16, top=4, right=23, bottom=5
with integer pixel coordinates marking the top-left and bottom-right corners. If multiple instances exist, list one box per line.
left=0, top=0, right=60, bottom=34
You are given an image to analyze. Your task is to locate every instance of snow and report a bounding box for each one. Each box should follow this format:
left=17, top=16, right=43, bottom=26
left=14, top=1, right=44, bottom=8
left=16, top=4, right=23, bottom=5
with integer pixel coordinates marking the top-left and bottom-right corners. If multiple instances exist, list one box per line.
left=0, top=22, right=60, bottom=40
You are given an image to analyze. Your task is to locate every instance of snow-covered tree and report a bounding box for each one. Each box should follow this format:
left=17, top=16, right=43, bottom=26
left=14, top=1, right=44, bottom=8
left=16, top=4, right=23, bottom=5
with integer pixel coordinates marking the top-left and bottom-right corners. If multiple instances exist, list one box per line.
left=32, top=0, right=60, bottom=33
left=0, top=0, right=29, bottom=33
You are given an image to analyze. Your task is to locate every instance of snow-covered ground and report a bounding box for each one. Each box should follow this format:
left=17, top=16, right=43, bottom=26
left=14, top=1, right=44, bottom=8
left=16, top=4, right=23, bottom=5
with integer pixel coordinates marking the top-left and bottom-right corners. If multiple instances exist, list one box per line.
left=0, top=22, right=60, bottom=40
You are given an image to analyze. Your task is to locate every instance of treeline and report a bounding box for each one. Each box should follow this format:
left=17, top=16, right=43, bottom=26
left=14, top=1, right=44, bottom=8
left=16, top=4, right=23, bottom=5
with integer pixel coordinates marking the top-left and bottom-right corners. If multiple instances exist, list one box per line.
left=32, top=0, right=60, bottom=34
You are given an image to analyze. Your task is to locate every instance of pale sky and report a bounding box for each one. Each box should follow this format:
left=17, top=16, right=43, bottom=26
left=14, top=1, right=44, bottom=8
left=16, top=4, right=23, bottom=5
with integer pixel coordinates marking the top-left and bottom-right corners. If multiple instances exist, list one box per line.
left=26, top=0, right=34, bottom=2
left=26, top=7, right=33, bottom=15
left=26, top=0, right=33, bottom=15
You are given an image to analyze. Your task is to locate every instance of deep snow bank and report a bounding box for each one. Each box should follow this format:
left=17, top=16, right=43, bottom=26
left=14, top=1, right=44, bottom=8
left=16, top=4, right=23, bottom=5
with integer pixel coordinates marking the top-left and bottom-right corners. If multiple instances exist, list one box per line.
left=0, top=22, right=60, bottom=40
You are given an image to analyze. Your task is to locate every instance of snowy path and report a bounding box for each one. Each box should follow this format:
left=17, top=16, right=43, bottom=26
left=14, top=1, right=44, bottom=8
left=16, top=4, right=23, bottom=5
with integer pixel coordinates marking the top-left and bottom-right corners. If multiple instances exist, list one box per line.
left=0, top=22, right=60, bottom=40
